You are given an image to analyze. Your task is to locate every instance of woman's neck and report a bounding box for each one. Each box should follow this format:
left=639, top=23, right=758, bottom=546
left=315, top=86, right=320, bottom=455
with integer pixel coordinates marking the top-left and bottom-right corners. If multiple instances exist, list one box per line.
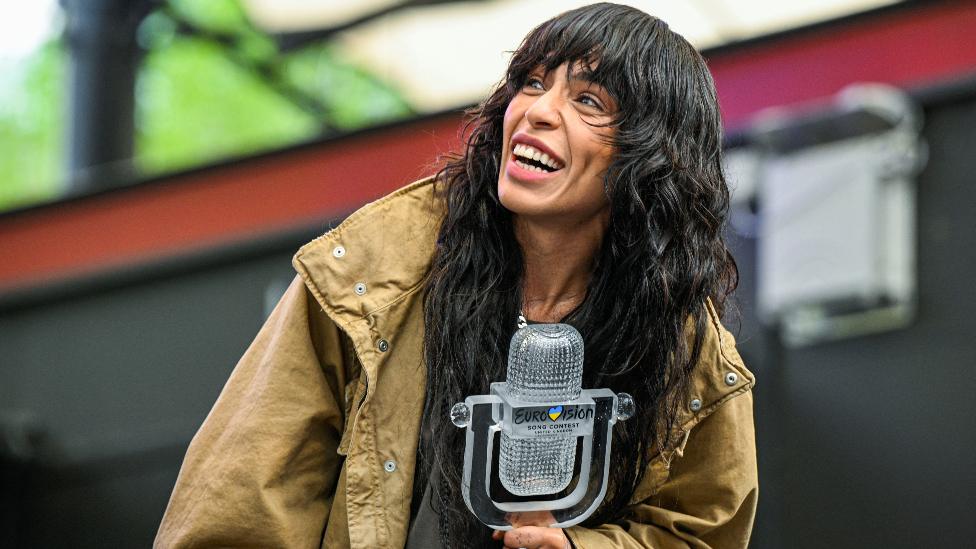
left=514, top=212, right=608, bottom=323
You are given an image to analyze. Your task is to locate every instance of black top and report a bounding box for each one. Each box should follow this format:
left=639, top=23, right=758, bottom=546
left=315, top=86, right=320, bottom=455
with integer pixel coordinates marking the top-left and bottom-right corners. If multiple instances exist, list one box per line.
left=405, top=463, right=443, bottom=548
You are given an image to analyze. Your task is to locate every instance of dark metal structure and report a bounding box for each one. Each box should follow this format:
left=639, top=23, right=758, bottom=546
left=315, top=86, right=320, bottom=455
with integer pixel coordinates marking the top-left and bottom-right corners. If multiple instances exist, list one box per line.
left=61, top=0, right=159, bottom=193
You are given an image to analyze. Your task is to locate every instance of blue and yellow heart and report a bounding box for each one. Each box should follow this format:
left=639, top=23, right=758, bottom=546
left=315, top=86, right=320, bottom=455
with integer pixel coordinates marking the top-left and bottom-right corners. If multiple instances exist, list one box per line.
left=547, top=406, right=563, bottom=421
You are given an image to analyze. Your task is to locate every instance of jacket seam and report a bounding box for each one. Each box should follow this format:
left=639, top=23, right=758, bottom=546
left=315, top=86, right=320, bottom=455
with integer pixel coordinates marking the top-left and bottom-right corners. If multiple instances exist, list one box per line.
left=705, top=300, right=753, bottom=385
left=294, top=266, right=342, bottom=331
left=681, top=379, right=754, bottom=434
left=362, top=413, right=390, bottom=546
left=364, top=275, right=429, bottom=318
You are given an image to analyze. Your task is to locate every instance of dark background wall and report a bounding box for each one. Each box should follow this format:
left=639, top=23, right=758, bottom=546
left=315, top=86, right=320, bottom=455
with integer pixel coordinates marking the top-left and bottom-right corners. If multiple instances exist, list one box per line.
left=732, top=82, right=976, bottom=548
left=1, top=251, right=297, bottom=547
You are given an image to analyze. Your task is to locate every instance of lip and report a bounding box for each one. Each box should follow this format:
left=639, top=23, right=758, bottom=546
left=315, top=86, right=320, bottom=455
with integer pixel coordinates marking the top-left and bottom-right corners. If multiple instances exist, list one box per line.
left=510, top=133, right=565, bottom=168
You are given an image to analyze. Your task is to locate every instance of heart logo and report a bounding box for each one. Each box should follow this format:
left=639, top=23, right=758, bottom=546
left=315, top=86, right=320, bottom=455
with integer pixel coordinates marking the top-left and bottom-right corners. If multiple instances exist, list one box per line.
left=547, top=406, right=563, bottom=421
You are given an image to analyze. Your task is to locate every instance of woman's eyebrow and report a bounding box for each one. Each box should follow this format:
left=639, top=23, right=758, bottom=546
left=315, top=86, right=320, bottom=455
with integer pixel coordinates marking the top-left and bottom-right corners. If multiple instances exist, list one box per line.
left=566, top=69, right=597, bottom=84
left=565, top=67, right=610, bottom=94
left=566, top=68, right=613, bottom=101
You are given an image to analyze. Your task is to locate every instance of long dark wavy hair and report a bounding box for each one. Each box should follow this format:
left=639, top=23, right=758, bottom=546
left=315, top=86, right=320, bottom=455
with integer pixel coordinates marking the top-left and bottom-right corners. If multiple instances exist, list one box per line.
left=417, top=3, right=737, bottom=546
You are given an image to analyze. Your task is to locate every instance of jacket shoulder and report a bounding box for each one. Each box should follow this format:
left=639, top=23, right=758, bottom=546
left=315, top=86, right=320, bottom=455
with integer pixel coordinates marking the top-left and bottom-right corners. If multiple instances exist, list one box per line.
left=292, top=175, right=444, bottom=323
left=683, top=299, right=755, bottom=429
left=626, top=300, right=756, bottom=506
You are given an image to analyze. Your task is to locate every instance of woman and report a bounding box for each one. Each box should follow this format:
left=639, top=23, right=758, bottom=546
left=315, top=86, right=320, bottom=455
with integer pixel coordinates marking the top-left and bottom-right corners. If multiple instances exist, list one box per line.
left=156, top=3, right=756, bottom=548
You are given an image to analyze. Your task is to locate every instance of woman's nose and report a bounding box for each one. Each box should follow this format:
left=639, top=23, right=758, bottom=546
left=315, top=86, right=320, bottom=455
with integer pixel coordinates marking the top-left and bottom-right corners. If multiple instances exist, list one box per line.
left=524, top=89, right=562, bottom=129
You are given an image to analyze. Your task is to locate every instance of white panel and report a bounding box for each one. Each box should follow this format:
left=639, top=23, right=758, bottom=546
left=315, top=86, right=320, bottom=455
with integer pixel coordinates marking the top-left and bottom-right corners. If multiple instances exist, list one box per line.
left=243, top=0, right=403, bottom=32
left=757, top=126, right=920, bottom=346
left=334, top=0, right=729, bottom=111
left=760, top=135, right=883, bottom=313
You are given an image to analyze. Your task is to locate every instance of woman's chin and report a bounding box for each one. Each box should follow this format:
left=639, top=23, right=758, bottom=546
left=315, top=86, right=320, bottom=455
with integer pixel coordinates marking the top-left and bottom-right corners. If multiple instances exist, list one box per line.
left=498, top=178, right=547, bottom=216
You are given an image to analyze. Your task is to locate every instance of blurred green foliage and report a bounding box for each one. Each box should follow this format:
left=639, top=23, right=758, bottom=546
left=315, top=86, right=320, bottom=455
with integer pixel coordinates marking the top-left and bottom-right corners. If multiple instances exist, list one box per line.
left=0, top=0, right=413, bottom=211
left=0, top=41, right=66, bottom=211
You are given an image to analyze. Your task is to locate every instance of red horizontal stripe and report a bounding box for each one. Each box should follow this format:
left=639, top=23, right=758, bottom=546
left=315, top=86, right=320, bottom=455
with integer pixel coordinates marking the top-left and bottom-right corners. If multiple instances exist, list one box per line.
left=0, top=116, right=461, bottom=292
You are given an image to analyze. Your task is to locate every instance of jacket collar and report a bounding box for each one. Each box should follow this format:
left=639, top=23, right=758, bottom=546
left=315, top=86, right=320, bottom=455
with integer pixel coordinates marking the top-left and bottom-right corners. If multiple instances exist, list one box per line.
left=292, top=175, right=443, bottom=330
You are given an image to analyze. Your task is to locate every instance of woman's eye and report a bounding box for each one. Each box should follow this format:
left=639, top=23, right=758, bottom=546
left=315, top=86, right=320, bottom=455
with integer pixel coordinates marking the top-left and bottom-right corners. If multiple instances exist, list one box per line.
left=578, top=94, right=601, bottom=109
left=525, top=77, right=544, bottom=90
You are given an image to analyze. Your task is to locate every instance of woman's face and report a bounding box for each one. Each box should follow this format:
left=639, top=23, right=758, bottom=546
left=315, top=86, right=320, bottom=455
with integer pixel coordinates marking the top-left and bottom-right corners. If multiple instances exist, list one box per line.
left=497, top=61, right=618, bottom=225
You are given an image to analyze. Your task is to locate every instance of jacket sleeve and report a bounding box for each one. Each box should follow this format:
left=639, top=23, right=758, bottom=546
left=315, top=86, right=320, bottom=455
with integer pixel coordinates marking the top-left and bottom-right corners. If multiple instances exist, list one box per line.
left=155, top=275, right=352, bottom=548
left=566, top=389, right=758, bottom=549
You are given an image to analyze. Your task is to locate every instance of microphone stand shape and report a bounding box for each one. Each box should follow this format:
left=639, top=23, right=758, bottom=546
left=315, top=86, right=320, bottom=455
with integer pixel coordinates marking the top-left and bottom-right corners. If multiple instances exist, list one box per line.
left=450, top=324, right=635, bottom=530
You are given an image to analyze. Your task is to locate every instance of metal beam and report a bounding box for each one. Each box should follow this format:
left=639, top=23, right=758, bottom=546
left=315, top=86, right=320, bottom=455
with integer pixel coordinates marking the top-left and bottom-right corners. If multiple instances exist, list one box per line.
left=61, top=0, right=159, bottom=193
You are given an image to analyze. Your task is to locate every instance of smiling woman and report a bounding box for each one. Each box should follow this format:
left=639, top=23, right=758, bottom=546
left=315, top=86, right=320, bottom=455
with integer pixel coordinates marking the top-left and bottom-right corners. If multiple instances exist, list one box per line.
left=156, top=4, right=755, bottom=549
left=499, top=61, right=617, bottom=225
left=419, top=5, right=751, bottom=547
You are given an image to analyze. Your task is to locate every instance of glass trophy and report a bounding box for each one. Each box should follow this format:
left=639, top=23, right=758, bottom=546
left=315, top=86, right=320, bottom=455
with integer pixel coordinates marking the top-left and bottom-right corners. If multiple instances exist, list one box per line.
left=450, top=323, right=635, bottom=530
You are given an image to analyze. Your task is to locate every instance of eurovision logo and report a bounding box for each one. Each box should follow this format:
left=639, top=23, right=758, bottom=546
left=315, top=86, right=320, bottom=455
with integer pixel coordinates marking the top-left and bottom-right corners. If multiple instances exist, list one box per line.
left=513, top=405, right=594, bottom=425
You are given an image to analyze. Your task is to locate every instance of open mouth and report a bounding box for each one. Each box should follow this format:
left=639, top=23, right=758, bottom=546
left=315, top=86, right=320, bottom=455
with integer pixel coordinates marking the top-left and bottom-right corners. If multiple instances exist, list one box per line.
left=511, top=143, right=564, bottom=174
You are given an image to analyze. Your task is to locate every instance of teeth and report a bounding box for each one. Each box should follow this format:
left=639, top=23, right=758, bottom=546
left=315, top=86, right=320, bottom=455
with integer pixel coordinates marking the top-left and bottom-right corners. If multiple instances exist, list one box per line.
left=515, top=159, right=547, bottom=173
left=512, top=142, right=563, bottom=170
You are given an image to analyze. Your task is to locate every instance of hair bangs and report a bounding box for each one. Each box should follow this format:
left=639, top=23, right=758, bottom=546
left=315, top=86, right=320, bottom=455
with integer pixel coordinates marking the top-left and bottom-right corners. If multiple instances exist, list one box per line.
left=505, top=3, right=676, bottom=134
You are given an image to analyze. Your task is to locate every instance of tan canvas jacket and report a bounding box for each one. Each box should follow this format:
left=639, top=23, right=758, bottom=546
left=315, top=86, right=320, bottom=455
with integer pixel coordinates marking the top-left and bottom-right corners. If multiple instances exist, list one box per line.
left=155, top=176, right=758, bottom=548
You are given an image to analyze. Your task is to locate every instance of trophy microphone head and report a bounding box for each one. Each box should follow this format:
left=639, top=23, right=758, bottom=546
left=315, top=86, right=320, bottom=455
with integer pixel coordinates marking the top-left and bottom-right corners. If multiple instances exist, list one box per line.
left=499, top=323, right=584, bottom=496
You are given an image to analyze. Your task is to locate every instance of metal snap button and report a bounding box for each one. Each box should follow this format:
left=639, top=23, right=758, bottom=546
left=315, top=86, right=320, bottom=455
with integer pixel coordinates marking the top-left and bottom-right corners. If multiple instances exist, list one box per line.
left=354, top=282, right=367, bottom=295
left=690, top=398, right=702, bottom=412
left=384, top=460, right=396, bottom=473
left=724, top=372, right=738, bottom=386
left=332, top=246, right=345, bottom=258
left=377, top=339, right=389, bottom=352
